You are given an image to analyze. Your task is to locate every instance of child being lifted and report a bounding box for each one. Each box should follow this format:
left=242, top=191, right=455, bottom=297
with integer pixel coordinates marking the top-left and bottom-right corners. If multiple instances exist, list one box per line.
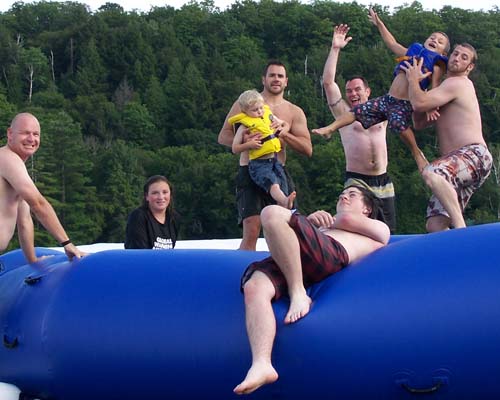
left=313, top=8, right=450, bottom=172
left=230, top=89, right=296, bottom=209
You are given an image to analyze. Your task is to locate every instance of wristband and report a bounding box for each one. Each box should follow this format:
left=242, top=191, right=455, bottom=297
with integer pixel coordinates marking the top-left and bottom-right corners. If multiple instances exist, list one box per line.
left=60, top=239, right=72, bottom=247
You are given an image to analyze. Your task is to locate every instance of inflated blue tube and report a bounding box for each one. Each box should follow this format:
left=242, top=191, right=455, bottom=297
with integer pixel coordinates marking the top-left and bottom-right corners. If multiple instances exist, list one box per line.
left=1, top=223, right=500, bottom=399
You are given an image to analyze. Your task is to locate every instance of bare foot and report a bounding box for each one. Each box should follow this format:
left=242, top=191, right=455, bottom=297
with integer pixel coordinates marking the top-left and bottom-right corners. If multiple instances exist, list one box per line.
left=311, top=127, right=333, bottom=138
left=284, top=293, right=312, bottom=324
left=286, top=191, right=296, bottom=209
left=233, top=362, right=279, bottom=395
left=276, top=191, right=296, bottom=209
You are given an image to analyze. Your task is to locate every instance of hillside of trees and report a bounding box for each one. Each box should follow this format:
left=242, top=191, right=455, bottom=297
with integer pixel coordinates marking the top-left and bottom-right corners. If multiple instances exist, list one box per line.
left=1, top=0, right=499, bottom=248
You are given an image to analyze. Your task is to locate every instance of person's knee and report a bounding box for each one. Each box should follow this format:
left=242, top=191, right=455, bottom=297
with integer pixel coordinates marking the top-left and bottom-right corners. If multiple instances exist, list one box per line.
left=242, top=215, right=261, bottom=236
left=243, top=273, right=274, bottom=302
left=421, top=167, right=439, bottom=188
left=426, top=215, right=450, bottom=232
left=260, top=205, right=284, bottom=229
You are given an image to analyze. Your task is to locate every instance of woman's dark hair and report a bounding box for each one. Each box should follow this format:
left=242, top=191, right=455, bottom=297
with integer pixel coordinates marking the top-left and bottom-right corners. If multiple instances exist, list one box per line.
left=142, top=175, right=174, bottom=215
left=343, top=184, right=381, bottom=219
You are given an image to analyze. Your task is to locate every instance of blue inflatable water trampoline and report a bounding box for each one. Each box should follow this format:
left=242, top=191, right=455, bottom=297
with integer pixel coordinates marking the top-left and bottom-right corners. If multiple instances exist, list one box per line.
left=1, top=223, right=500, bottom=399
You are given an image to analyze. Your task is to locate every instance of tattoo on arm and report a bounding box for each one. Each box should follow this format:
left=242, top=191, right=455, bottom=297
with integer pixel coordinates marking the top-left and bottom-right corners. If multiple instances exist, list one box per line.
left=328, top=97, right=343, bottom=109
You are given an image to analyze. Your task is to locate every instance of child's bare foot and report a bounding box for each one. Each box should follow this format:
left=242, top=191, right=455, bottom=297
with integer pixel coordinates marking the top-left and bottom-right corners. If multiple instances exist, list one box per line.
left=286, top=191, right=296, bottom=209
left=311, top=126, right=334, bottom=138
left=233, top=362, right=279, bottom=395
left=276, top=191, right=296, bottom=209
left=284, top=293, right=312, bottom=324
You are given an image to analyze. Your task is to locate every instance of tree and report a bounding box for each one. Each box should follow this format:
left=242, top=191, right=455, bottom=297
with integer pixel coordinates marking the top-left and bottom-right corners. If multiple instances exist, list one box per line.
left=28, top=110, right=102, bottom=245
left=18, top=47, right=51, bottom=103
left=93, top=140, right=146, bottom=242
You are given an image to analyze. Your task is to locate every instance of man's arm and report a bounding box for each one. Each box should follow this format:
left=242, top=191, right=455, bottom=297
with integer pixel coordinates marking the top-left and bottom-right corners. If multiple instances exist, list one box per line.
left=218, top=101, right=240, bottom=147
left=17, top=200, right=37, bottom=263
left=307, top=210, right=335, bottom=229
left=322, top=24, right=352, bottom=119
left=4, top=153, right=84, bottom=260
left=334, top=212, right=390, bottom=245
left=278, top=106, right=312, bottom=157
left=368, top=8, right=407, bottom=56
left=402, top=58, right=459, bottom=112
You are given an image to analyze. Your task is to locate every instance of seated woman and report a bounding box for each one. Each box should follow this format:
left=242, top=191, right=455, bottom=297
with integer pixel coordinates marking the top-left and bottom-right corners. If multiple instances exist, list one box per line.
left=125, top=175, right=180, bottom=249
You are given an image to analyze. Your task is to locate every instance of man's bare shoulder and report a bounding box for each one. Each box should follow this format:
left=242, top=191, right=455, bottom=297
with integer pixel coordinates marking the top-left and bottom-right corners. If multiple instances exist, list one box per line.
left=281, top=100, right=306, bottom=119
left=0, top=146, right=16, bottom=167
left=330, top=99, right=351, bottom=118
left=0, top=146, right=29, bottom=178
left=442, top=76, right=475, bottom=93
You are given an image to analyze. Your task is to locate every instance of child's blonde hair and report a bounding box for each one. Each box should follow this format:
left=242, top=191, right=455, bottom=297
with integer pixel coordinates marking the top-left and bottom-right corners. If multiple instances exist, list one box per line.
left=238, top=90, right=264, bottom=112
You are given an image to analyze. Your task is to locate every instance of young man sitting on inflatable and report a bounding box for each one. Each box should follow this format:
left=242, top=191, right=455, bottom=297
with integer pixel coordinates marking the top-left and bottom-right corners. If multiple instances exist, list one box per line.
left=234, top=185, right=390, bottom=395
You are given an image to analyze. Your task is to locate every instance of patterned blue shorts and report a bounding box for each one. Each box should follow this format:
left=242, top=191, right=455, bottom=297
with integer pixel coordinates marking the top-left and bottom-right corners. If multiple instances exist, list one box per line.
left=353, top=94, right=413, bottom=133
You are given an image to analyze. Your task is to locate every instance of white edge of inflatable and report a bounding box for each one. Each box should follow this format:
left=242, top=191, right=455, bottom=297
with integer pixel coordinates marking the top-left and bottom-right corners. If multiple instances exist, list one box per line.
left=48, top=238, right=269, bottom=253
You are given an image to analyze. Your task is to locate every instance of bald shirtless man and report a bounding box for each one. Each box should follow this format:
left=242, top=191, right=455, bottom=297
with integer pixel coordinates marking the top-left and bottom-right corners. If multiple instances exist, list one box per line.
left=402, top=44, right=492, bottom=232
left=234, top=185, right=390, bottom=395
left=0, top=113, right=85, bottom=262
left=218, top=60, right=312, bottom=250
left=314, top=24, right=396, bottom=231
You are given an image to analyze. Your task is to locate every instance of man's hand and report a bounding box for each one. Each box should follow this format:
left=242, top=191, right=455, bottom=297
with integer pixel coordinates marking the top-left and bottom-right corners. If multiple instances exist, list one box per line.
left=64, top=243, right=87, bottom=260
left=273, top=119, right=291, bottom=142
left=307, top=210, right=336, bottom=229
left=368, top=8, right=381, bottom=27
left=400, top=57, right=432, bottom=86
left=332, top=24, right=352, bottom=50
left=270, top=115, right=285, bottom=131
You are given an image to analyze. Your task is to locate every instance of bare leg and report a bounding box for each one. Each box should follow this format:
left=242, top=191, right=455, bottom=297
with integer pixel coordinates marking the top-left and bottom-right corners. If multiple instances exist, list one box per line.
left=426, top=215, right=451, bottom=232
left=312, top=112, right=356, bottom=138
left=239, top=215, right=261, bottom=250
left=261, top=205, right=312, bottom=324
left=399, top=127, right=429, bottom=172
left=269, top=185, right=296, bottom=209
left=234, top=272, right=279, bottom=395
left=422, top=168, right=465, bottom=230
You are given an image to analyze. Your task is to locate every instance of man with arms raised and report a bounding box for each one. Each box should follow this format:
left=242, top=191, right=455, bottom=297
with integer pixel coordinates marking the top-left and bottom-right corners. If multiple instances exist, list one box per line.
left=314, top=24, right=396, bottom=232
left=402, top=44, right=492, bottom=232
left=219, top=61, right=312, bottom=250
left=234, top=185, right=390, bottom=395
left=0, top=112, right=85, bottom=262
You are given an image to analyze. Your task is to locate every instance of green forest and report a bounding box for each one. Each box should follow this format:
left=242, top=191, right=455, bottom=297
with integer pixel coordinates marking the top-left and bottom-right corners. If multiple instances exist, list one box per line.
left=1, top=0, right=499, bottom=248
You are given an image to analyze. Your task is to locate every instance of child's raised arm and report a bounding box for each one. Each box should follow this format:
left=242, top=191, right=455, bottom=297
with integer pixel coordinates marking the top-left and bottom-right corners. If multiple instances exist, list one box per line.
left=368, top=8, right=407, bottom=57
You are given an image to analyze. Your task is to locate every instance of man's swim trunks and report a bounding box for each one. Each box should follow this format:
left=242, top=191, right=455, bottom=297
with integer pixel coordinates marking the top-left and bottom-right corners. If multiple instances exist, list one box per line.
left=352, top=94, right=413, bottom=134
left=426, top=143, right=492, bottom=219
left=240, top=212, right=349, bottom=300
left=344, top=171, right=396, bottom=232
left=236, top=166, right=296, bottom=225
